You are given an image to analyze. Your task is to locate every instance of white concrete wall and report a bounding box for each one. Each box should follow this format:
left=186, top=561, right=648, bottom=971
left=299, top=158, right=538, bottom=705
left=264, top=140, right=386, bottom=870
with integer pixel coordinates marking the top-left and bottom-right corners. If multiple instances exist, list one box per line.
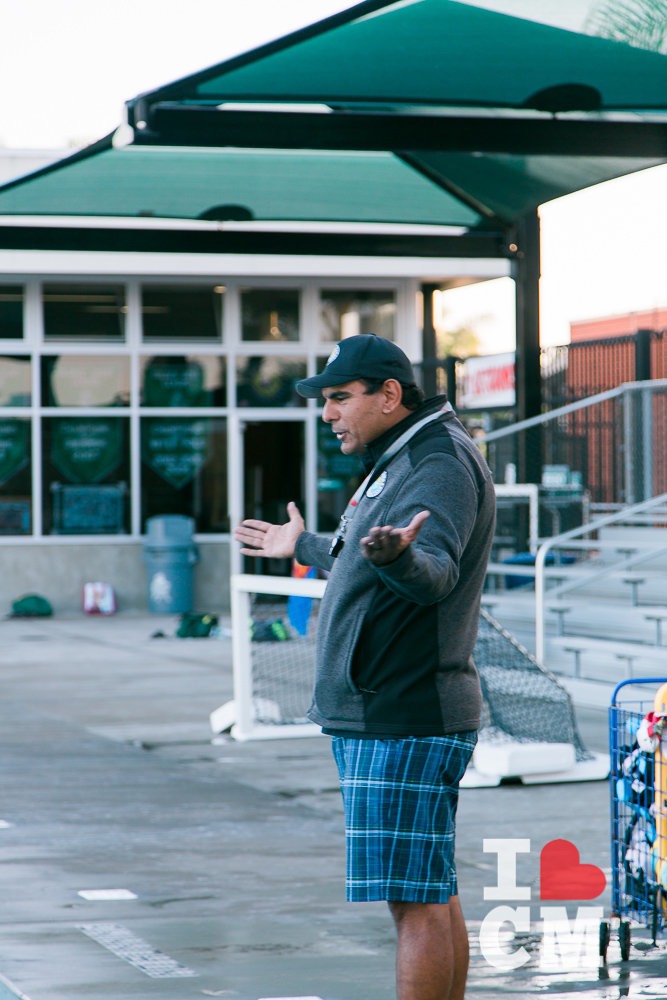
left=0, top=540, right=231, bottom=616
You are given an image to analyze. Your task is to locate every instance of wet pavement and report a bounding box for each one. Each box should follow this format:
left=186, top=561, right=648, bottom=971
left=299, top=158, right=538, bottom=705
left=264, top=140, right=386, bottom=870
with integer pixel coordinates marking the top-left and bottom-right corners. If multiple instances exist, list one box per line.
left=0, top=611, right=666, bottom=999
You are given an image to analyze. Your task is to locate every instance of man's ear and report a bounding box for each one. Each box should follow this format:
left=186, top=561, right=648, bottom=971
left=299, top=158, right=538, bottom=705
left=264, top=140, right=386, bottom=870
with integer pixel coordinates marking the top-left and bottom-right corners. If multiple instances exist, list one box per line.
left=381, top=378, right=404, bottom=414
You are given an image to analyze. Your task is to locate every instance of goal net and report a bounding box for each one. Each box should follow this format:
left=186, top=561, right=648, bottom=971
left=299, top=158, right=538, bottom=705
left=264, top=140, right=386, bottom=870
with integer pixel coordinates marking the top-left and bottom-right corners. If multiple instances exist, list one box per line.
left=210, top=573, right=326, bottom=740
left=474, top=608, right=592, bottom=762
left=212, top=574, right=600, bottom=781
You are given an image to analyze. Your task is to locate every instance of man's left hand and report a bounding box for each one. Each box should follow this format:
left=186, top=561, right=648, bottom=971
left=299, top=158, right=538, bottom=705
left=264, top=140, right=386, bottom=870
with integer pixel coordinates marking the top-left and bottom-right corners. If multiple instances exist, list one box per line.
left=360, top=510, right=430, bottom=566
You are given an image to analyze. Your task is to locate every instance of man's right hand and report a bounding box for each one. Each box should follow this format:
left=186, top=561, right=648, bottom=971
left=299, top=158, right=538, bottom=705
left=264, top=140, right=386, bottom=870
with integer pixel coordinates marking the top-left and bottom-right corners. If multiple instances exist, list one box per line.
left=234, top=501, right=305, bottom=559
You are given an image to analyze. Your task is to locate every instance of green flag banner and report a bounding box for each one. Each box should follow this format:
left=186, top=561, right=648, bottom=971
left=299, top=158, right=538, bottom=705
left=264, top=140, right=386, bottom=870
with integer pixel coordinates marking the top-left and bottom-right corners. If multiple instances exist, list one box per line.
left=51, top=419, right=123, bottom=484
left=142, top=419, right=209, bottom=488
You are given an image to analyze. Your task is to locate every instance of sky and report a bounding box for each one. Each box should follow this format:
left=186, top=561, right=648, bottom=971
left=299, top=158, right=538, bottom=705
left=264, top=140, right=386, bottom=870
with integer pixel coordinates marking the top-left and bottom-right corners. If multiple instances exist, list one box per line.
left=1, top=0, right=666, bottom=352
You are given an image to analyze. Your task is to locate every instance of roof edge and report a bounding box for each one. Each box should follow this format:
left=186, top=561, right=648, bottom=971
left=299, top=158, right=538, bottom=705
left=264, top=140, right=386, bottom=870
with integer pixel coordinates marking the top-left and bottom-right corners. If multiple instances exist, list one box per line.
left=0, top=133, right=115, bottom=196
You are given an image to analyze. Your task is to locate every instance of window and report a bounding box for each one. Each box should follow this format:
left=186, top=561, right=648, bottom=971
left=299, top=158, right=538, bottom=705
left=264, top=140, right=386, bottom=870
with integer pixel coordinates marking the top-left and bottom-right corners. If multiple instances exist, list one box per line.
left=140, top=355, right=226, bottom=406
left=316, top=419, right=364, bottom=533
left=319, top=289, right=396, bottom=342
left=140, top=417, right=228, bottom=532
left=236, top=356, right=306, bottom=407
left=5, top=276, right=406, bottom=538
left=141, top=285, right=223, bottom=341
left=240, top=288, right=300, bottom=341
left=0, top=356, right=31, bottom=405
left=0, top=286, right=23, bottom=339
left=0, top=418, right=31, bottom=534
left=41, top=356, right=130, bottom=407
left=43, top=285, right=126, bottom=341
left=42, top=417, right=130, bottom=534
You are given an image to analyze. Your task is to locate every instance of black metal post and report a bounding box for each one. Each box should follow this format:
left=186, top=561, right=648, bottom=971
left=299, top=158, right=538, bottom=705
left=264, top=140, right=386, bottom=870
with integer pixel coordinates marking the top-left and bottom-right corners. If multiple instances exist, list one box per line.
left=513, top=209, right=542, bottom=484
left=420, top=282, right=440, bottom=398
left=443, top=355, right=457, bottom=407
left=634, top=328, right=654, bottom=501
left=635, top=328, right=652, bottom=381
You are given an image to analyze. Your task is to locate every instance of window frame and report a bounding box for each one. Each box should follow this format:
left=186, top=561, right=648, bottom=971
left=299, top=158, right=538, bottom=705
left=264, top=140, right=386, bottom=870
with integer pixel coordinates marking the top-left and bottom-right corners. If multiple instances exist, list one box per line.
left=0, top=276, right=413, bottom=541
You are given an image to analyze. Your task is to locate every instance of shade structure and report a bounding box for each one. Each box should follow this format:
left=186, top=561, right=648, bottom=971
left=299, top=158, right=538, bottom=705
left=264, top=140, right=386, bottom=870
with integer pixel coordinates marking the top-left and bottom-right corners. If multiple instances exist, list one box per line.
left=0, top=140, right=659, bottom=238
left=0, top=145, right=485, bottom=228
left=2, top=0, right=666, bottom=233
left=121, top=0, right=667, bottom=435
left=0, top=141, right=506, bottom=262
left=1, top=0, right=666, bottom=433
left=126, top=0, right=667, bottom=209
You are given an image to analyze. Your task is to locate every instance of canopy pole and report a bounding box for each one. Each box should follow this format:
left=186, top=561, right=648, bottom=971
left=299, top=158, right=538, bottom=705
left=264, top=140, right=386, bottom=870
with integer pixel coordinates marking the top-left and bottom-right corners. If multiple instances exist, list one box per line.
left=513, top=209, right=542, bottom=484
left=421, top=282, right=440, bottom=398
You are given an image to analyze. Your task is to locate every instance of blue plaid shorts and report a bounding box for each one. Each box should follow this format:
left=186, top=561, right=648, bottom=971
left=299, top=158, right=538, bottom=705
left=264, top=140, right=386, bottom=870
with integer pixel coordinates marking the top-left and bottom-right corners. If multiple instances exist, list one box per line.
left=331, top=732, right=477, bottom=903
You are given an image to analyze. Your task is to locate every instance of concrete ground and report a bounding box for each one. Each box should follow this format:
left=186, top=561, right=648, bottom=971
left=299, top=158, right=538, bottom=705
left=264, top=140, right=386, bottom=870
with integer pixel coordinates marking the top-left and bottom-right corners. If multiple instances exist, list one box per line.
left=0, top=611, right=665, bottom=1000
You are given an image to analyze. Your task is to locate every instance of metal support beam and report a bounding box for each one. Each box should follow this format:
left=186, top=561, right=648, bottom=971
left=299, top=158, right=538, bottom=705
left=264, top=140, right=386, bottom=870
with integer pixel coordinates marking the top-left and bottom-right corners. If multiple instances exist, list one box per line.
left=131, top=105, right=667, bottom=158
left=513, top=209, right=542, bottom=484
left=635, top=329, right=654, bottom=501
left=635, top=327, right=652, bottom=381
left=443, top=355, right=458, bottom=408
left=0, top=224, right=505, bottom=259
left=420, top=282, right=439, bottom=398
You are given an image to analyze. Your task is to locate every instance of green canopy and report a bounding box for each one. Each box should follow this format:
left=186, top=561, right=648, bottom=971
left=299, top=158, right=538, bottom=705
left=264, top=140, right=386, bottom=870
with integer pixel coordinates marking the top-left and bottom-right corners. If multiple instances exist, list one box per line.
left=128, top=0, right=667, bottom=164
left=0, top=146, right=482, bottom=227
left=133, top=0, right=667, bottom=111
left=1, top=0, right=666, bottom=428
left=1, top=0, right=665, bottom=234
left=0, top=141, right=655, bottom=236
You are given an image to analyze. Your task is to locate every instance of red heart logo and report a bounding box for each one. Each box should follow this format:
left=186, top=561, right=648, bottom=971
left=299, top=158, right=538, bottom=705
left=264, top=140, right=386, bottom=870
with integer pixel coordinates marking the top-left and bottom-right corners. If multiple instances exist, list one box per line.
left=540, top=839, right=606, bottom=900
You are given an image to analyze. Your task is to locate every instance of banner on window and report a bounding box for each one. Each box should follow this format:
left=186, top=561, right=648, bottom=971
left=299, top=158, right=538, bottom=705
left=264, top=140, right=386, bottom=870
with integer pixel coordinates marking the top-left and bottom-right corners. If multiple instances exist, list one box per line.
left=51, top=419, right=122, bottom=484
left=142, top=419, right=209, bottom=489
left=0, top=420, right=29, bottom=485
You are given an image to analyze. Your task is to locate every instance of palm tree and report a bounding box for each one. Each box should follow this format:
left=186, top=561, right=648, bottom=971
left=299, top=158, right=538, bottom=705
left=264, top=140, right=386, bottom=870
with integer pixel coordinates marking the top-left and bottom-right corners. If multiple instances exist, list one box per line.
left=585, top=0, right=667, bottom=52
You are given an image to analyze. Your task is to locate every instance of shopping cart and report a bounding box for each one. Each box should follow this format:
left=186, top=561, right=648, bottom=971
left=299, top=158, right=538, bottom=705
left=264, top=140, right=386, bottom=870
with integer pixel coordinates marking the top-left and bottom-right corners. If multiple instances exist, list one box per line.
left=603, top=677, right=667, bottom=962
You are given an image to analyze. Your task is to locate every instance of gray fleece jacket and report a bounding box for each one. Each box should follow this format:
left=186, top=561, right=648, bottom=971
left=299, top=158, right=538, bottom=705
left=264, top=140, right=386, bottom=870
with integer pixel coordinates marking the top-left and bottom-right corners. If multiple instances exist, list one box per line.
left=294, top=396, right=496, bottom=738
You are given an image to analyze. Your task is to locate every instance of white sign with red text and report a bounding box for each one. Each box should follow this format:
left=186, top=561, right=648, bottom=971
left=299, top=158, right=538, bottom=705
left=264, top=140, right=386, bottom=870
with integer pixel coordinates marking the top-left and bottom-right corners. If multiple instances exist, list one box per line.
left=458, top=352, right=516, bottom=409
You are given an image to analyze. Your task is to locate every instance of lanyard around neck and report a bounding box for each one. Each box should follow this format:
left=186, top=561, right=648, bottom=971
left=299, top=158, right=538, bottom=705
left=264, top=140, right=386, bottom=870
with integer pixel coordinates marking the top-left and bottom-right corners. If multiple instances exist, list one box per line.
left=328, top=402, right=453, bottom=558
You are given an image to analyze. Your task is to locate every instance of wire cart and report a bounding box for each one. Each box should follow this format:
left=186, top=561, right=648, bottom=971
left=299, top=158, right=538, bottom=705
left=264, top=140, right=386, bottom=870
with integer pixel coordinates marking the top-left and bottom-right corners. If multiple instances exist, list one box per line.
left=604, top=677, right=667, bottom=962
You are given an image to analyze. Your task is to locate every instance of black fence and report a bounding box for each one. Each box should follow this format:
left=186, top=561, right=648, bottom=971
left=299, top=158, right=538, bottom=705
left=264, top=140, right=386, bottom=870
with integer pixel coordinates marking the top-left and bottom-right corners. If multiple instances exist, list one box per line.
left=415, top=329, right=667, bottom=553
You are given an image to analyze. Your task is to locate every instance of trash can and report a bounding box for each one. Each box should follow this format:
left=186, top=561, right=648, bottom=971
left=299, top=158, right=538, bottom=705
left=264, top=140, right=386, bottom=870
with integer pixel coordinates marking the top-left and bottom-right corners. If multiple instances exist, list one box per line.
left=143, top=515, right=198, bottom=614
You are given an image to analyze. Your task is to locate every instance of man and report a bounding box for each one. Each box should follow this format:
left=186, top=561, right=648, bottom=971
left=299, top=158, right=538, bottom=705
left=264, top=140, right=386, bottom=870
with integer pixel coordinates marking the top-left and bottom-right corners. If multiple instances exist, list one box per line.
left=234, top=334, right=495, bottom=1000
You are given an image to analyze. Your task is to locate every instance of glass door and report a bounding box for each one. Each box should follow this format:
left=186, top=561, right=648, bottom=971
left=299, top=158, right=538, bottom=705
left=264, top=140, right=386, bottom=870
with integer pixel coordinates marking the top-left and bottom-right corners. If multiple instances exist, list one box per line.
left=241, top=420, right=305, bottom=576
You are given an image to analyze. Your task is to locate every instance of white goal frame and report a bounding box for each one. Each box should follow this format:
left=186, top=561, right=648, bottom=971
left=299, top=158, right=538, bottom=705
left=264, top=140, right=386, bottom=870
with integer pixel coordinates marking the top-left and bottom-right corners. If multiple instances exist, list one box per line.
left=211, top=572, right=327, bottom=741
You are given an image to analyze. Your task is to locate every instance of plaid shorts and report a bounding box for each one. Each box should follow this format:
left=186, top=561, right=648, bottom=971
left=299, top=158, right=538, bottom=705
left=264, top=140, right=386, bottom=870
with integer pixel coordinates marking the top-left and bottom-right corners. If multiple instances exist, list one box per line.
left=331, top=732, right=477, bottom=903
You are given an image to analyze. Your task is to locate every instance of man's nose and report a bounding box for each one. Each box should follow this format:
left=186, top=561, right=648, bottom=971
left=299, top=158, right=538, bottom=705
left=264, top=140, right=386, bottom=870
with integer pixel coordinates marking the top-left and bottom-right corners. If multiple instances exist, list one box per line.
left=322, top=399, right=336, bottom=423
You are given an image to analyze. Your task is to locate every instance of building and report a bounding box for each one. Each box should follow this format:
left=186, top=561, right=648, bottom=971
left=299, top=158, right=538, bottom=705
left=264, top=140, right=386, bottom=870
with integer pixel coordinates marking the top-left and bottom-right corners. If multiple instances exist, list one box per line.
left=571, top=307, right=667, bottom=341
left=0, top=151, right=508, bottom=614
left=564, top=309, right=667, bottom=505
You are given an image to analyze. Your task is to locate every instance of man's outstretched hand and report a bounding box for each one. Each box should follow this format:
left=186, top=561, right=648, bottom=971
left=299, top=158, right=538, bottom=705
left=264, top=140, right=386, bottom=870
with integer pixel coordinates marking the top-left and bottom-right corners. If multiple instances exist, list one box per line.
left=360, top=510, right=430, bottom=566
left=234, top=501, right=305, bottom=559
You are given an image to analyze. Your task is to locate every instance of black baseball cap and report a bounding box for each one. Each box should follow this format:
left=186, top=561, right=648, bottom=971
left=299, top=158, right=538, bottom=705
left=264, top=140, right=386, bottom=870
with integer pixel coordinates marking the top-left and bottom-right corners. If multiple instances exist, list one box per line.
left=296, top=334, right=416, bottom=398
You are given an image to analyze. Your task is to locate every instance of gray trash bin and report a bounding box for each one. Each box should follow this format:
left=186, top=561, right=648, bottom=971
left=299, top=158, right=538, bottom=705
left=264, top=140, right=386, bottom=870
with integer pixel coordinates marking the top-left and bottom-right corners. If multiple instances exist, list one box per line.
left=144, top=515, right=198, bottom=614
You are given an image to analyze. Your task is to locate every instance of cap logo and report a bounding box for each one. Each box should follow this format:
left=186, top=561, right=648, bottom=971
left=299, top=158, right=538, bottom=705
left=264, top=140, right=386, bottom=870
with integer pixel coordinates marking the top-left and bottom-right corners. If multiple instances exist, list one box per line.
left=325, top=345, right=340, bottom=367
left=366, top=470, right=388, bottom=498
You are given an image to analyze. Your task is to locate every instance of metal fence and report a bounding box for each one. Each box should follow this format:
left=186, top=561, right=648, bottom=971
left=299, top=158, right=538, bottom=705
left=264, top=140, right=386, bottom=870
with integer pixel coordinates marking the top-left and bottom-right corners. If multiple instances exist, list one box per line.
left=477, top=380, right=667, bottom=555
left=541, top=334, right=638, bottom=411
left=417, top=329, right=667, bottom=552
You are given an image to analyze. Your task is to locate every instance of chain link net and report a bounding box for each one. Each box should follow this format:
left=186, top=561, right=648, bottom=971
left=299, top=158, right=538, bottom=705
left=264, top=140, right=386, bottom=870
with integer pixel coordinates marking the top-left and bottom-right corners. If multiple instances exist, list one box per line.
left=244, top=592, right=592, bottom=762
